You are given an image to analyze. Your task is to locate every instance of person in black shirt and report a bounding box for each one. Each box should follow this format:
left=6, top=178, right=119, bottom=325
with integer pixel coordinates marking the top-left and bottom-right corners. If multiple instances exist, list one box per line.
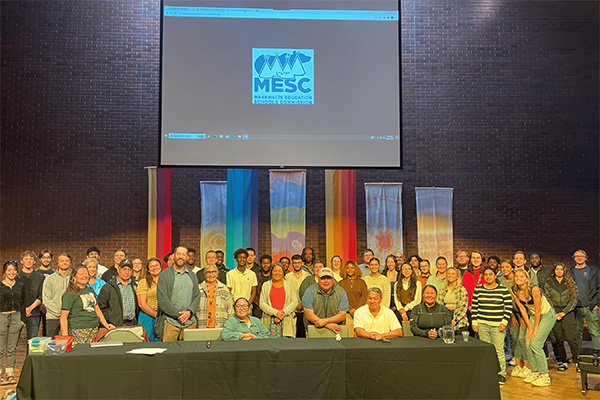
left=17, top=251, right=44, bottom=339
left=0, top=261, right=26, bottom=385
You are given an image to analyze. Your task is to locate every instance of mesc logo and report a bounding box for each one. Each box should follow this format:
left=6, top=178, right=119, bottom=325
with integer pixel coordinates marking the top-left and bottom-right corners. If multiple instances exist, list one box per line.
left=252, top=48, right=314, bottom=105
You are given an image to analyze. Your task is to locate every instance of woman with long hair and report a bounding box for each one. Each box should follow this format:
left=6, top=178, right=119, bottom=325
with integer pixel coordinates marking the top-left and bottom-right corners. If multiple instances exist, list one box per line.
left=260, top=263, right=299, bottom=338
left=136, top=257, right=162, bottom=341
left=545, top=262, right=579, bottom=371
left=363, top=258, right=391, bottom=308
left=382, top=255, right=400, bottom=318
left=83, top=258, right=105, bottom=296
left=0, top=261, right=25, bottom=385
left=407, top=255, right=422, bottom=276
left=339, top=260, right=368, bottom=337
left=510, top=269, right=556, bottom=387
left=410, top=285, right=452, bottom=338
left=462, top=250, right=486, bottom=308
left=395, top=262, right=422, bottom=322
left=60, top=265, right=115, bottom=346
left=437, top=267, right=469, bottom=332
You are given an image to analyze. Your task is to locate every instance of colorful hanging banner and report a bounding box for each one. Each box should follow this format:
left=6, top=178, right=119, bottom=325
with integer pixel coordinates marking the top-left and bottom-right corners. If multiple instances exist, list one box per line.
left=325, top=170, right=357, bottom=263
left=269, top=170, right=306, bottom=263
left=415, top=187, right=454, bottom=270
left=147, top=167, right=172, bottom=263
left=364, top=183, right=403, bottom=262
left=200, top=181, right=227, bottom=266
left=226, top=169, right=258, bottom=269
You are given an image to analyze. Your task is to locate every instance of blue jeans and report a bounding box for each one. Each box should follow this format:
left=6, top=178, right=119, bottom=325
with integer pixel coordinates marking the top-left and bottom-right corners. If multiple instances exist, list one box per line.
left=25, top=316, right=41, bottom=340
left=504, top=328, right=512, bottom=360
left=511, top=321, right=528, bottom=361
left=525, top=310, right=556, bottom=374
left=478, top=324, right=507, bottom=377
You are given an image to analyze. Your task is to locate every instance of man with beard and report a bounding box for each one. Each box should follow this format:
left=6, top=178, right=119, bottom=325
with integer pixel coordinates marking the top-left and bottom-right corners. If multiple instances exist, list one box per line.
left=156, top=246, right=200, bottom=341
left=529, top=252, right=551, bottom=292
left=455, top=250, right=469, bottom=276
left=252, top=254, right=273, bottom=319
left=302, top=247, right=316, bottom=274
left=286, top=255, right=310, bottom=337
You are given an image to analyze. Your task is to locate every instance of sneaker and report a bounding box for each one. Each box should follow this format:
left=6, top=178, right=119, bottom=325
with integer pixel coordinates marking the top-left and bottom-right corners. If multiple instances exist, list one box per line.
left=576, top=363, right=581, bottom=373
left=531, top=373, right=551, bottom=387
left=510, top=365, right=522, bottom=377
left=518, top=366, right=532, bottom=379
left=498, top=375, right=506, bottom=385
left=557, top=363, right=568, bottom=371
left=524, top=371, right=539, bottom=383
left=508, top=358, right=517, bottom=366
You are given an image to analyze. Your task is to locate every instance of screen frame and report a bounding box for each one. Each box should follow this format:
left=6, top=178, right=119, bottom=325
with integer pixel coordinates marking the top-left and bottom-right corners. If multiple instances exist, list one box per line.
left=158, top=0, right=403, bottom=170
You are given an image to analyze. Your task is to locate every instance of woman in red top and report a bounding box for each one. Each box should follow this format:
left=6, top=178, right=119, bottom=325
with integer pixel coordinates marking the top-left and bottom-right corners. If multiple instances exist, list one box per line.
left=259, top=263, right=299, bottom=338
left=462, top=250, right=486, bottom=308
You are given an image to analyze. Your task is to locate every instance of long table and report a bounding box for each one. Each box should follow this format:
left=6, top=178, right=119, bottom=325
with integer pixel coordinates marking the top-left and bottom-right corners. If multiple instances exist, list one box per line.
left=17, top=337, right=500, bottom=399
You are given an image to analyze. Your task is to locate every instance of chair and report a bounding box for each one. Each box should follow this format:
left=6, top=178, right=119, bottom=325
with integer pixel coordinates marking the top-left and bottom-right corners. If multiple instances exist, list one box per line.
left=99, top=326, right=146, bottom=343
left=183, top=328, right=223, bottom=341
left=306, top=325, right=349, bottom=338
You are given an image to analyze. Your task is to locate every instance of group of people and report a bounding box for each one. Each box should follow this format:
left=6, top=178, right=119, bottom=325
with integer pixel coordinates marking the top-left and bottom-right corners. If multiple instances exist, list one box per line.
left=0, top=245, right=597, bottom=389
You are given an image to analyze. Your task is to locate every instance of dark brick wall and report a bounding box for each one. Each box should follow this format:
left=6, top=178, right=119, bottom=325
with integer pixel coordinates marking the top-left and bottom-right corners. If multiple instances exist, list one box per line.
left=1, top=0, right=598, bottom=268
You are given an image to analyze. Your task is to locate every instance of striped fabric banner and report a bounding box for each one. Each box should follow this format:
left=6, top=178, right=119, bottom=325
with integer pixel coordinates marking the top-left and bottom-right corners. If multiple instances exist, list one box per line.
left=325, top=170, right=357, bottom=263
left=147, top=167, right=172, bottom=262
left=200, top=181, right=227, bottom=266
left=226, top=169, right=258, bottom=269
left=364, top=183, right=403, bottom=262
left=415, top=187, right=454, bottom=269
left=269, top=170, right=306, bottom=263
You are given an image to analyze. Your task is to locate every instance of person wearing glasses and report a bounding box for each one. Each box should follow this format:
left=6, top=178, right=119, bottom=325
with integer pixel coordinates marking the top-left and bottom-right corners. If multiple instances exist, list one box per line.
left=197, top=265, right=234, bottom=329
left=220, top=297, right=269, bottom=341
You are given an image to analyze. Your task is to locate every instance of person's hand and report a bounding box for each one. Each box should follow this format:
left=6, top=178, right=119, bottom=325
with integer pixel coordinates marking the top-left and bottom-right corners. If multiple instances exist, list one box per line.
left=472, top=325, right=478, bottom=333
left=401, top=313, right=408, bottom=322
left=40, top=304, right=47, bottom=313
left=427, top=329, right=438, bottom=339
left=26, top=306, right=33, bottom=317
left=451, top=319, right=456, bottom=326
left=178, top=310, right=191, bottom=324
left=325, top=323, right=343, bottom=333
left=314, top=318, right=326, bottom=328
left=525, top=328, right=537, bottom=341
left=508, top=316, right=517, bottom=330
left=274, top=317, right=281, bottom=324
left=276, top=310, right=285, bottom=320
left=241, top=333, right=256, bottom=340
left=106, top=324, right=116, bottom=331
left=498, top=324, right=506, bottom=332
left=349, top=308, right=356, bottom=317
left=556, top=312, right=564, bottom=321
left=372, top=333, right=385, bottom=341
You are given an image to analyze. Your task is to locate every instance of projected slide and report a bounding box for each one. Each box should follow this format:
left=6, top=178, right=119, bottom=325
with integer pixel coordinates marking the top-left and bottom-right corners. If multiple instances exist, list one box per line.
left=161, top=0, right=401, bottom=168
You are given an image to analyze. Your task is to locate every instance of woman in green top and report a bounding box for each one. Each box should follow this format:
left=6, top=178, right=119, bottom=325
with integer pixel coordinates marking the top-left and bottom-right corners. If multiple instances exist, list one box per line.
left=220, top=297, right=269, bottom=341
left=60, top=265, right=115, bottom=345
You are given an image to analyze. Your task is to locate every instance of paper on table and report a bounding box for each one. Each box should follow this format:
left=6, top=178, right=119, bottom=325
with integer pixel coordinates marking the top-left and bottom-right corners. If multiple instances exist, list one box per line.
left=126, top=348, right=167, bottom=355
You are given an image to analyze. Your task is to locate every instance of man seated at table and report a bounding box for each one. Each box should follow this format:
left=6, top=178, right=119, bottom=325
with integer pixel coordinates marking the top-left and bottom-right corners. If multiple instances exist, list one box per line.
left=98, top=258, right=140, bottom=326
left=353, top=287, right=403, bottom=341
left=302, top=268, right=349, bottom=334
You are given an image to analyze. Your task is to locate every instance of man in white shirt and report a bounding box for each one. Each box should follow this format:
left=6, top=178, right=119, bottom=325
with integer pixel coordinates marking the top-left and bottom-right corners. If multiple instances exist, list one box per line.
left=354, top=287, right=403, bottom=341
left=226, top=248, right=258, bottom=305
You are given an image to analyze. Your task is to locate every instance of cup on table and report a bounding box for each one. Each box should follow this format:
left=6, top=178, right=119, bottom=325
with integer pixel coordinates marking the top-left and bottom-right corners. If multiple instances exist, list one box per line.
left=462, top=331, right=469, bottom=342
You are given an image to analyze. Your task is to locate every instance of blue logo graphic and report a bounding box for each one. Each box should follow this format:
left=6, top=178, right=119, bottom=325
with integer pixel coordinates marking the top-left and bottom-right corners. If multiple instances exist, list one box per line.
left=252, top=48, right=314, bottom=105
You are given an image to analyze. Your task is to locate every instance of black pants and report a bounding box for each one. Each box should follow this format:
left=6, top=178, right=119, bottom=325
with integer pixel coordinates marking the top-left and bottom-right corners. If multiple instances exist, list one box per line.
left=554, top=309, right=580, bottom=362
left=295, top=312, right=306, bottom=338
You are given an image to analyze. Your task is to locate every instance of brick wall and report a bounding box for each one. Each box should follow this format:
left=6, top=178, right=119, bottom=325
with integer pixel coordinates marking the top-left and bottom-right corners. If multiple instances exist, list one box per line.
left=1, top=0, right=598, bottom=268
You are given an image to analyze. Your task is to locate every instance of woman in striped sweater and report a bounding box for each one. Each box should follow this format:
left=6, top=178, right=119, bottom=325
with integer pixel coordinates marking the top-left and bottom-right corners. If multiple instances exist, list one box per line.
left=472, top=267, right=513, bottom=385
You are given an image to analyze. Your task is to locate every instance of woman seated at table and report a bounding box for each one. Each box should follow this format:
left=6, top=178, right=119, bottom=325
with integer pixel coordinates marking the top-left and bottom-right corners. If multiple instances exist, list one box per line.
left=60, top=265, right=115, bottom=345
left=137, top=257, right=162, bottom=341
left=220, top=297, right=269, bottom=341
left=259, top=263, right=299, bottom=338
left=437, top=267, right=469, bottom=332
left=84, top=258, right=105, bottom=296
left=197, top=264, right=234, bottom=330
left=410, top=285, right=452, bottom=339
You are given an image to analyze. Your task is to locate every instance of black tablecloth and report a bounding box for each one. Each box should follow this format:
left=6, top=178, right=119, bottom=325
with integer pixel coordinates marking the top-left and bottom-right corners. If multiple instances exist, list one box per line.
left=17, top=337, right=500, bottom=399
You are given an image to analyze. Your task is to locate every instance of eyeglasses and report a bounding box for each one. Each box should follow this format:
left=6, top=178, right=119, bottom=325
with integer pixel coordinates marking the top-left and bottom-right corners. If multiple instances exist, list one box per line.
left=205, top=271, right=218, bottom=275
left=235, top=305, right=249, bottom=310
